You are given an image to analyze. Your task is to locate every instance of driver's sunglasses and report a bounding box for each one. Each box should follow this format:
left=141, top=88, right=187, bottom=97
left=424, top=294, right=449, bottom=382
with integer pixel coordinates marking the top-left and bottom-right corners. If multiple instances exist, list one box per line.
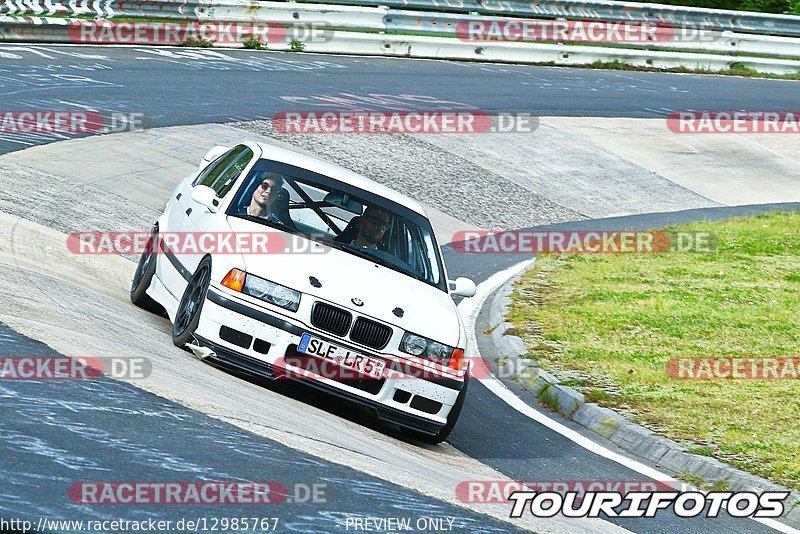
left=366, top=214, right=391, bottom=230
left=260, top=181, right=279, bottom=191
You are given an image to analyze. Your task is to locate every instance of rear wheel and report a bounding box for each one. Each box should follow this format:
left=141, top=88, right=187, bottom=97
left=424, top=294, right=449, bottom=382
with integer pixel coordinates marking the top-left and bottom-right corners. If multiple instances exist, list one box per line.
left=130, top=227, right=163, bottom=314
left=411, top=373, right=469, bottom=444
left=172, top=256, right=212, bottom=348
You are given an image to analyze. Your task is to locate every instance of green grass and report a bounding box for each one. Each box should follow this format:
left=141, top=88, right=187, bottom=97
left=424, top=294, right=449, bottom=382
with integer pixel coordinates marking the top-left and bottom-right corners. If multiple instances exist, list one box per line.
left=242, top=36, right=267, bottom=50
left=180, top=36, right=214, bottom=48
left=508, top=212, right=800, bottom=490
left=675, top=473, right=732, bottom=491
left=588, top=59, right=800, bottom=80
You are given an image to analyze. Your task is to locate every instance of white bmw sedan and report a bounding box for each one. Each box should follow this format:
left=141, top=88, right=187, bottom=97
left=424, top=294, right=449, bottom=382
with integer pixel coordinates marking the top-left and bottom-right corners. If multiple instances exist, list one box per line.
left=131, top=141, right=477, bottom=443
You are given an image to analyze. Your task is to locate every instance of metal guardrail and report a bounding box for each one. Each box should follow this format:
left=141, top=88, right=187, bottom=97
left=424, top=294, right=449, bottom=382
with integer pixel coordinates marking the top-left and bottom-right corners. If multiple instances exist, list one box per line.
left=0, top=0, right=387, bottom=30
left=385, top=10, right=800, bottom=58
left=309, top=0, right=800, bottom=38
left=312, top=31, right=800, bottom=73
left=2, top=14, right=800, bottom=74
left=1, top=1, right=799, bottom=73
left=198, top=0, right=386, bottom=29
left=3, top=0, right=800, bottom=38
left=1, top=1, right=116, bottom=18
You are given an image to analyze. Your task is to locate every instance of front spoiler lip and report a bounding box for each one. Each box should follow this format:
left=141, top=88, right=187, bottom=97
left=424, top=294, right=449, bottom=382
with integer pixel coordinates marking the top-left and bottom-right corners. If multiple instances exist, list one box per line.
left=206, top=287, right=465, bottom=392
left=195, top=335, right=444, bottom=436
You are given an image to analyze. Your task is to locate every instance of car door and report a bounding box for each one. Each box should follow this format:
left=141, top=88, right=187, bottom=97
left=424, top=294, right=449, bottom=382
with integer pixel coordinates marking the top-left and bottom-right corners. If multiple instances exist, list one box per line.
left=182, top=145, right=256, bottom=276
left=158, top=145, right=254, bottom=299
left=157, top=171, right=214, bottom=299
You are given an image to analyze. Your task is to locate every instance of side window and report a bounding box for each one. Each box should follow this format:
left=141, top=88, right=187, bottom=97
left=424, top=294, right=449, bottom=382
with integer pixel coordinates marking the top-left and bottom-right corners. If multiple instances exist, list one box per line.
left=194, top=145, right=253, bottom=198
left=396, top=221, right=434, bottom=280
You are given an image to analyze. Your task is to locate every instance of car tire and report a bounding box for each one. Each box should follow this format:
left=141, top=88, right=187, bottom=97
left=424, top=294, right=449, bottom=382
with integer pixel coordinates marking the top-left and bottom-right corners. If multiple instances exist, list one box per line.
left=411, top=373, right=469, bottom=445
left=172, top=255, right=212, bottom=348
left=130, top=226, right=163, bottom=314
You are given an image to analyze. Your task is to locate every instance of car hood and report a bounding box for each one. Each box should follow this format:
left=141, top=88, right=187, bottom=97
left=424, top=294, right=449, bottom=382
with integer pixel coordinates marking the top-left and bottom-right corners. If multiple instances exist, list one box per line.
left=227, top=217, right=461, bottom=347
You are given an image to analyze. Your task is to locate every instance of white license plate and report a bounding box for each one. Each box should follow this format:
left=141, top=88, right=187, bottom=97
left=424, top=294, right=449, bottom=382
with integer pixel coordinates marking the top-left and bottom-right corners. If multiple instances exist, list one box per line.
left=298, top=333, right=385, bottom=380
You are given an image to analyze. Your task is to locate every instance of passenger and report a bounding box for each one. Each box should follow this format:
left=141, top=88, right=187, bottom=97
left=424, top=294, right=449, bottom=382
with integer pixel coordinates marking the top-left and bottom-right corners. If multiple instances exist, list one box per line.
left=337, top=205, right=392, bottom=249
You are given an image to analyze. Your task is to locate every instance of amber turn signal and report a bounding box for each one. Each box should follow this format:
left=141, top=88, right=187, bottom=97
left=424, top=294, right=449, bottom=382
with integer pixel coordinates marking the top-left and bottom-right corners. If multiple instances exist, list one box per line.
left=221, top=268, right=246, bottom=292
left=449, top=348, right=465, bottom=371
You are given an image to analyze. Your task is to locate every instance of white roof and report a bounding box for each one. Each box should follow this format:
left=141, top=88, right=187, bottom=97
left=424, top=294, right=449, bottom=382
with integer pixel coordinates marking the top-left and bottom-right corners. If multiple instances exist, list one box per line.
left=253, top=141, right=428, bottom=217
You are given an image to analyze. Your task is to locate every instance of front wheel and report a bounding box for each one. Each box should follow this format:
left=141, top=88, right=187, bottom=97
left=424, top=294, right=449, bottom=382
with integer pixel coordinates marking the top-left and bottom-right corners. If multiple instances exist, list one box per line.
left=411, top=373, right=469, bottom=445
left=172, top=256, right=212, bottom=348
left=130, top=226, right=163, bottom=314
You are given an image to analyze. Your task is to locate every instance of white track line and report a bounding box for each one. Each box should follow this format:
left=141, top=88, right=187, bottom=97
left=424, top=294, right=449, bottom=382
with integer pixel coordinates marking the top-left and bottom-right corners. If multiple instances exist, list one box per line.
left=457, top=259, right=799, bottom=534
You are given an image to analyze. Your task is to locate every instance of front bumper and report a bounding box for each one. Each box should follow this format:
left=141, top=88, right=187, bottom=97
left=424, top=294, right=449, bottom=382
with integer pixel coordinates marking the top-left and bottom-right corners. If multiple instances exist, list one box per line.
left=195, top=286, right=465, bottom=434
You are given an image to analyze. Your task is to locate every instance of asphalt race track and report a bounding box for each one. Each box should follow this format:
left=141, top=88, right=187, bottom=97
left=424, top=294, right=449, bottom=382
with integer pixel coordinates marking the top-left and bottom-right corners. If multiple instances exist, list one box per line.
left=0, top=323, right=520, bottom=534
left=1, top=44, right=798, bottom=534
left=0, top=44, right=798, bottom=151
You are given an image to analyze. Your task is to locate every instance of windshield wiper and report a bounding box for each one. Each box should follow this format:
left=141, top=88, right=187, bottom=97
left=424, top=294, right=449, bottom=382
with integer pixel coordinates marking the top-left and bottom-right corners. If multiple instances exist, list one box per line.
left=338, top=243, right=421, bottom=280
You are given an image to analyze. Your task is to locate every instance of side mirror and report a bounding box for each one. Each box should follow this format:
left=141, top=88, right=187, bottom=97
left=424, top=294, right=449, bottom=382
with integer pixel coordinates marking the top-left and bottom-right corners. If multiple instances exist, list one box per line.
left=190, top=185, right=220, bottom=213
left=199, top=145, right=228, bottom=171
left=449, top=277, right=476, bottom=298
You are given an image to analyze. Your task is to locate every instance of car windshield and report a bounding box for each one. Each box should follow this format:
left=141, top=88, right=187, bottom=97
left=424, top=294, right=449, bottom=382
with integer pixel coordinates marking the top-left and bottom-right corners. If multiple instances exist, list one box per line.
left=227, top=159, right=447, bottom=291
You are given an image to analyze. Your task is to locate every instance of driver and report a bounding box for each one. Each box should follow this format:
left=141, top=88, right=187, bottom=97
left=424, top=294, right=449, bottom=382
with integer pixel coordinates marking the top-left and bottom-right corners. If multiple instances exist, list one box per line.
left=246, top=174, right=284, bottom=219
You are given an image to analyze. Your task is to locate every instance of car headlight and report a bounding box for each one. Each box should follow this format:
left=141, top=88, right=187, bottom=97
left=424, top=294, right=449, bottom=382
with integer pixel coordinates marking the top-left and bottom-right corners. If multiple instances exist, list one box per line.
left=242, top=273, right=301, bottom=312
left=400, top=332, right=456, bottom=365
left=400, top=333, right=428, bottom=356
